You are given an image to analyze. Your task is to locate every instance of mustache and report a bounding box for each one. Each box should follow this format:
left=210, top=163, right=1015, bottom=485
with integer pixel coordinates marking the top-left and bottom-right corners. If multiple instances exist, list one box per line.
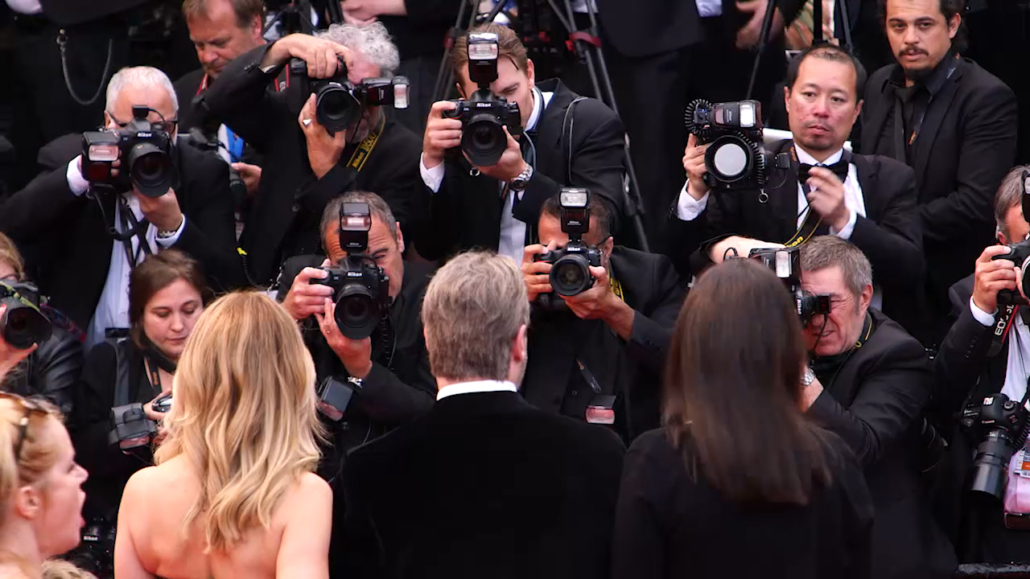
left=900, top=48, right=927, bottom=56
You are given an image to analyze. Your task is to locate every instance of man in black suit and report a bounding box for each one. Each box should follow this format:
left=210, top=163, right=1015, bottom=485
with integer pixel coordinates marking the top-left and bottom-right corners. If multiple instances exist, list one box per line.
left=339, top=250, right=625, bottom=579
left=667, top=44, right=925, bottom=335
left=0, top=66, right=242, bottom=346
left=417, top=23, right=628, bottom=264
left=858, top=0, right=1018, bottom=346
left=520, top=191, right=686, bottom=439
left=797, top=235, right=956, bottom=579
left=203, top=25, right=424, bottom=286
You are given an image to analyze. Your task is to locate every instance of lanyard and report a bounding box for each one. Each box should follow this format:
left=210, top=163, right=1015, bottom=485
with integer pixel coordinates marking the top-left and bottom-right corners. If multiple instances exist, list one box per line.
left=118, top=196, right=152, bottom=269
left=345, top=112, right=385, bottom=172
left=785, top=146, right=853, bottom=247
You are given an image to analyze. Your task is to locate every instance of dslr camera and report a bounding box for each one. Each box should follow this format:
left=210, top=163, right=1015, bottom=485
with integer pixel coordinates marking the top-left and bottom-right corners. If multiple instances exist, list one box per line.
left=289, top=57, right=409, bottom=134
left=961, top=391, right=1030, bottom=500
left=109, top=403, right=158, bottom=451
left=65, top=518, right=116, bottom=579
left=81, top=105, right=175, bottom=198
left=748, top=246, right=832, bottom=327
left=534, top=189, right=603, bottom=310
left=0, top=281, right=52, bottom=350
left=308, top=202, right=390, bottom=339
left=685, top=99, right=770, bottom=191
left=443, top=32, right=523, bottom=166
left=990, top=170, right=1030, bottom=305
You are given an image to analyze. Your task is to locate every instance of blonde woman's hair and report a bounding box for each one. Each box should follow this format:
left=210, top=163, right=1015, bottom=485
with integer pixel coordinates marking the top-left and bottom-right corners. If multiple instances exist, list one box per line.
left=0, top=232, right=25, bottom=281
left=42, top=559, right=98, bottom=579
left=0, top=396, right=61, bottom=526
left=154, top=292, right=323, bottom=552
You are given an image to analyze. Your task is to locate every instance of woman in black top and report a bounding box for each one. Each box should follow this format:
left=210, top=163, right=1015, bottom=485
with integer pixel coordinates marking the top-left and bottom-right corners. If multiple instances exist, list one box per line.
left=611, top=259, right=875, bottom=579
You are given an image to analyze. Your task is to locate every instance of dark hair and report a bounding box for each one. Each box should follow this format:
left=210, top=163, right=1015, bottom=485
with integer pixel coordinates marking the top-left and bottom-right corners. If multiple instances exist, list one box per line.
left=879, top=0, right=968, bottom=53
left=182, top=0, right=264, bottom=29
left=664, top=259, right=837, bottom=505
left=451, top=23, right=528, bottom=86
left=785, top=44, right=867, bottom=102
left=540, top=192, right=612, bottom=242
left=128, top=250, right=209, bottom=348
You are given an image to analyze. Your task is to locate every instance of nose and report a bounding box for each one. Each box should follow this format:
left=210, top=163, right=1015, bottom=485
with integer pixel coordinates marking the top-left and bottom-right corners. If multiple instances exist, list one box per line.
left=902, top=25, right=919, bottom=45
left=170, top=313, right=185, bottom=333
left=198, top=46, right=219, bottom=65
left=812, top=96, right=831, bottom=117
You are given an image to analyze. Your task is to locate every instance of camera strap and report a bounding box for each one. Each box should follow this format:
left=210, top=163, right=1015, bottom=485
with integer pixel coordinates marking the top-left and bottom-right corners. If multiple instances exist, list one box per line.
left=784, top=147, right=853, bottom=248
left=989, top=304, right=1019, bottom=358
left=345, top=113, right=386, bottom=173
left=116, top=196, right=153, bottom=269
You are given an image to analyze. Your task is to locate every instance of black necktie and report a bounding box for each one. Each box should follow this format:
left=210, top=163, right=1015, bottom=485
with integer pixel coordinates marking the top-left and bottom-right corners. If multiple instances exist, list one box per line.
left=798, top=157, right=850, bottom=185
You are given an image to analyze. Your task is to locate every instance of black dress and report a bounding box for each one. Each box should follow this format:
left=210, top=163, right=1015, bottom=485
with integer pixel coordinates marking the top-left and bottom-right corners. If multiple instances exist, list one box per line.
left=611, top=429, right=875, bottom=579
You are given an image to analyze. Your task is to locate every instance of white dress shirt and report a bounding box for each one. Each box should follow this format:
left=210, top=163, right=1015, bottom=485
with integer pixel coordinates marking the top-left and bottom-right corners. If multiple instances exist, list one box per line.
left=437, top=380, right=518, bottom=401
left=5, top=0, right=41, bottom=14
left=420, top=89, right=552, bottom=264
left=970, top=299, right=1030, bottom=405
left=66, top=158, right=187, bottom=347
left=695, top=0, right=722, bottom=18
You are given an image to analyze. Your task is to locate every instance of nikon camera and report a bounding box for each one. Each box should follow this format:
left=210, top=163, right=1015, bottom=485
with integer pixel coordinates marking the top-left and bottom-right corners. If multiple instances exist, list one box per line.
left=534, top=189, right=603, bottom=310
left=748, top=246, right=831, bottom=327
left=309, top=202, right=390, bottom=339
left=289, top=57, right=409, bottom=134
left=443, top=32, right=522, bottom=166
left=81, top=106, right=175, bottom=198
left=685, top=99, right=770, bottom=191
left=0, top=281, right=52, bottom=350
left=990, top=169, right=1030, bottom=305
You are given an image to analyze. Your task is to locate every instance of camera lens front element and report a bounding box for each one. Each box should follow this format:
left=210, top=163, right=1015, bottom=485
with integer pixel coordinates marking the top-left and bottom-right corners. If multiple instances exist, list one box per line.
left=550, top=254, right=594, bottom=297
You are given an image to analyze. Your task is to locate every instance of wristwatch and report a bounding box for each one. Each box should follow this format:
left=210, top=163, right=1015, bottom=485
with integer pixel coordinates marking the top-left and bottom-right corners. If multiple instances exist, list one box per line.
left=509, top=163, right=534, bottom=192
left=802, top=367, right=816, bottom=388
left=346, top=375, right=364, bottom=391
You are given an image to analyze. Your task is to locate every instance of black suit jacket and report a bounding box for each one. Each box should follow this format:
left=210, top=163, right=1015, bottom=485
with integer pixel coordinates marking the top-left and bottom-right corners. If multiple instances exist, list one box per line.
left=339, top=390, right=625, bottom=579
left=202, top=43, right=425, bottom=284
left=417, top=79, right=628, bottom=261
left=173, top=68, right=209, bottom=137
left=523, top=246, right=686, bottom=439
left=667, top=139, right=925, bottom=331
left=807, top=308, right=956, bottom=579
left=0, top=134, right=244, bottom=330
left=38, top=0, right=148, bottom=26
left=859, top=58, right=1018, bottom=338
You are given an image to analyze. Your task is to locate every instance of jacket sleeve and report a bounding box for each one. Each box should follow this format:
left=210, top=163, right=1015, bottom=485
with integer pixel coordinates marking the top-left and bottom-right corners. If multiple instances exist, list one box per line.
left=665, top=189, right=739, bottom=278
left=403, top=0, right=462, bottom=26
left=416, top=164, right=464, bottom=261
left=919, top=83, right=1019, bottom=243
left=849, top=164, right=925, bottom=289
left=200, top=43, right=291, bottom=150
left=72, top=343, right=122, bottom=479
left=349, top=359, right=435, bottom=426
left=610, top=436, right=669, bottom=579
left=933, top=288, right=995, bottom=415
left=30, top=329, right=83, bottom=418
left=624, top=255, right=687, bottom=374
left=0, top=164, right=83, bottom=243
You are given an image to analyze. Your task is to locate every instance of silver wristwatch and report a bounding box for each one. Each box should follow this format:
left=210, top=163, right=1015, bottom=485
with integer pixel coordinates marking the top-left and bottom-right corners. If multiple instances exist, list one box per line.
left=802, top=367, right=816, bottom=388
left=509, top=163, right=534, bottom=192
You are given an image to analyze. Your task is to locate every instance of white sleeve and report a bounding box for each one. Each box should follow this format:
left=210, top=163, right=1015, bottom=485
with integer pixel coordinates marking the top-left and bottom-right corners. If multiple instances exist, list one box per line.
left=969, top=296, right=997, bottom=327
left=419, top=153, right=445, bottom=194
left=830, top=208, right=858, bottom=240
left=155, top=216, right=187, bottom=248
left=66, top=157, right=89, bottom=196
left=675, top=181, right=709, bottom=221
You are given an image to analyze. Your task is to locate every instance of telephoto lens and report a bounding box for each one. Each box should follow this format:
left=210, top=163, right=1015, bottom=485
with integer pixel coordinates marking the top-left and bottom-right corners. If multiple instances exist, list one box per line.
left=0, top=282, right=53, bottom=349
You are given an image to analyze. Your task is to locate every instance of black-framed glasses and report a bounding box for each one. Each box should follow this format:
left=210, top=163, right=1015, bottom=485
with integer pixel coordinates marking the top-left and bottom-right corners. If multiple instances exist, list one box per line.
left=0, top=392, right=50, bottom=462
left=107, top=112, right=178, bottom=134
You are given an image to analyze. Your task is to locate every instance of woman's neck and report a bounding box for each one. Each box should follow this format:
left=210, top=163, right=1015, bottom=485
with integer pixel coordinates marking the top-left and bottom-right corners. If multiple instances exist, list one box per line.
left=0, top=521, right=42, bottom=578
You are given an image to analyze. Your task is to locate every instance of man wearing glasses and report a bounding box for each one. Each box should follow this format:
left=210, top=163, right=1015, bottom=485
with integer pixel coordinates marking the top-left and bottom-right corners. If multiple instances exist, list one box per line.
left=0, top=66, right=243, bottom=347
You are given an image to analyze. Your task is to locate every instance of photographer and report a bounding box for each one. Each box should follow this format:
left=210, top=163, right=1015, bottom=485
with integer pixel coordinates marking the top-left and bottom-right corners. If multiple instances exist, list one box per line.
left=667, top=44, right=925, bottom=337
left=932, top=166, right=1030, bottom=563
left=203, top=23, right=424, bottom=285
left=797, top=236, right=955, bottom=579
left=0, top=66, right=243, bottom=348
left=418, top=23, right=628, bottom=264
left=520, top=191, right=686, bottom=439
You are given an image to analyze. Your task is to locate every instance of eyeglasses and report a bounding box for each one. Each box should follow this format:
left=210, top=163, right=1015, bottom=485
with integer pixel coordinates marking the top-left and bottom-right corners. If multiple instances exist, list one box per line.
left=107, top=113, right=178, bottom=135
left=0, top=392, right=51, bottom=462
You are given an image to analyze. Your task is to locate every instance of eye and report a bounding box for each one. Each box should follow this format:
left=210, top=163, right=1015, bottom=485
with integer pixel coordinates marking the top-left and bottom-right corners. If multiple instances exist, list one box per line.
left=831, top=97, right=845, bottom=104
left=155, top=311, right=170, bottom=319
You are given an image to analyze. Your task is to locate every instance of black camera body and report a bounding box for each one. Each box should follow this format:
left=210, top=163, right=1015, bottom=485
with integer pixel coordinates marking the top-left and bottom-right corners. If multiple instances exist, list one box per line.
left=316, top=376, right=357, bottom=421
left=82, top=105, right=175, bottom=198
left=0, top=281, right=52, bottom=350
left=962, top=392, right=1030, bottom=500
left=685, top=99, right=769, bottom=191
left=443, top=32, right=523, bottom=167
left=289, top=58, right=409, bottom=134
left=748, top=246, right=832, bottom=327
left=309, top=203, right=390, bottom=339
left=152, top=393, right=173, bottom=414
left=65, top=518, right=116, bottom=579
left=990, top=170, right=1030, bottom=305
left=534, top=189, right=603, bottom=310
left=109, top=403, right=158, bottom=451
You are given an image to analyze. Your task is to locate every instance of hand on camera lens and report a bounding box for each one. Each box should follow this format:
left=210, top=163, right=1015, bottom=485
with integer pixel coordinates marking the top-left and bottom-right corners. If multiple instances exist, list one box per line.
left=561, top=266, right=615, bottom=321
left=299, top=94, right=348, bottom=178
left=277, top=34, right=353, bottom=78
left=973, top=245, right=1020, bottom=314
left=472, top=127, right=524, bottom=182
left=522, top=242, right=556, bottom=302
left=315, top=298, right=373, bottom=379
left=231, top=163, right=262, bottom=199
left=805, top=167, right=850, bottom=231
left=135, top=186, right=183, bottom=232
left=423, top=101, right=462, bottom=169
left=683, top=134, right=710, bottom=200
left=283, top=262, right=335, bottom=321
left=0, top=305, right=36, bottom=383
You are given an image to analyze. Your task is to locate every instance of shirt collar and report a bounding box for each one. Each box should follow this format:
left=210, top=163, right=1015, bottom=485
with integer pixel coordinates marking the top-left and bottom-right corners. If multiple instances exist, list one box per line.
left=795, top=145, right=844, bottom=166
left=437, top=380, right=517, bottom=401
left=526, top=87, right=544, bottom=133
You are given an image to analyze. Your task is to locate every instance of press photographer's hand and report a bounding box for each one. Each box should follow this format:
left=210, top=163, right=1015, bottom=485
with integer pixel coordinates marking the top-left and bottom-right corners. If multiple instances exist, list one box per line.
left=973, top=245, right=1020, bottom=314
left=282, top=260, right=335, bottom=321
left=806, top=167, right=850, bottom=231
left=472, top=126, right=526, bottom=182
left=522, top=242, right=556, bottom=302
left=316, top=297, right=373, bottom=379
left=423, top=101, right=462, bottom=169
left=231, top=162, right=262, bottom=198
left=261, top=33, right=353, bottom=78
left=683, top=134, right=711, bottom=200
left=135, top=186, right=184, bottom=233
left=143, top=392, right=170, bottom=423
left=300, top=94, right=348, bottom=178
left=562, top=266, right=637, bottom=340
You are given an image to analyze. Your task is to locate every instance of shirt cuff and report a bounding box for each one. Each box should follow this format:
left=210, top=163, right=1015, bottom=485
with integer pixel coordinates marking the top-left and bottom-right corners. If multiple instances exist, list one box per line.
left=66, top=157, right=89, bottom=196
left=830, top=209, right=858, bottom=240
left=675, top=181, right=709, bottom=221
left=969, top=296, right=997, bottom=327
left=155, top=215, right=187, bottom=248
left=420, top=153, right=444, bottom=194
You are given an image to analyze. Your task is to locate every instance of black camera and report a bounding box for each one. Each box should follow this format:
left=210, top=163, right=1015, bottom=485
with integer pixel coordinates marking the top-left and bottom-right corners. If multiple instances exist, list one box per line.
left=108, top=403, right=158, bottom=451
left=442, top=32, right=522, bottom=166
left=152, top=393, right=172, bottom=414
left=81, top=105, right=175, bottom=198
left=316, top=376, right=357, bottom=421
left=289, top=57, right=409, bottom=134
left=534, top=189, right=603, bottom=309
left=0, top=281, right=52, bottom=350
left=685, top=99, right=770, bottom=191
left=962, top=392, right=1030, bottom=500
left=748, top=246, right=832, bottom=327
left=64, top=518, right=116, bottom=579
left=990, top=170, right=1030, bottom=305
left=308, top=202, right=390, bottom=339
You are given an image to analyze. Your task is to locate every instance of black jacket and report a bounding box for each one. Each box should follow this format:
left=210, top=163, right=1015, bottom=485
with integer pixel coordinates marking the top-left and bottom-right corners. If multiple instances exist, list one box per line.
left=0, top=134, right=244, bottom=331
left=416, top=79, right=629, bottom=261
left=173, top=67, right=266, bottom=166
left=859, top=57, right=1018, bottom=341
left=37, top=0, right=148, bottom=26
left=523, top=246, right=686, bottom=440
left=0, top=325, right=82, bottom=417
left=378, top=0, right=460, bottom=60
left=666, top=139, right=925, bottom=334
left=339, top=391, right=625, bottom=579
left=807, top=308, right=956, bottom=579
left=203, top=43, right=425, bottom=284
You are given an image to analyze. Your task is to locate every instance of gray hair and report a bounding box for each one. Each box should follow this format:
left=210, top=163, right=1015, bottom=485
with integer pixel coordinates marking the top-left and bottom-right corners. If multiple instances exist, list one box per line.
left=105, top=66, right=179, bottom=116
left=422, top=251, right=530, bottom=382
left=316, top=22, right=400, bottom=78
left=320, top=191, right=398, bottom=247
left=995, top=166, right=1030, bottom=241
left=800, top=236, right=873, bottom=300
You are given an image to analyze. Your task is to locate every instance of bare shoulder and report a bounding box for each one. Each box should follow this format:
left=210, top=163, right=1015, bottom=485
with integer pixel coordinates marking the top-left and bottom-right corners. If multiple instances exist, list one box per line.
left=277, top=473, right=331, bottom=523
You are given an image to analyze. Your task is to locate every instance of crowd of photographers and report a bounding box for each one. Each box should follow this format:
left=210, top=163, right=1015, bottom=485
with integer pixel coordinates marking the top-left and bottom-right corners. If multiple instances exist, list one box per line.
left=0, top=0, right=1029, bottom=576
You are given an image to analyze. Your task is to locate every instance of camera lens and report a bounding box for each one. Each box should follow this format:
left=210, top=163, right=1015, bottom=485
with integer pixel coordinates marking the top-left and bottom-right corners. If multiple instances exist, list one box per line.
left=316, top=85, right=360, bottom=133
left=0, top=301, right=51, bottom=350
left=550, top=255, right=593, bottom=297
left=127, top=143, right=172, bottom=198
left=462, top=114, right=506, bottom=166
left=970, top=429, right=1019, bottom=500
left=334, top=284, right=381, bottom=340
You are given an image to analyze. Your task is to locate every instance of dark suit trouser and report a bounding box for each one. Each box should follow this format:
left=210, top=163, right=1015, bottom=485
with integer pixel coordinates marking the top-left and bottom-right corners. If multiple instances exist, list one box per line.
left=602, top=17, right=786, bottom=252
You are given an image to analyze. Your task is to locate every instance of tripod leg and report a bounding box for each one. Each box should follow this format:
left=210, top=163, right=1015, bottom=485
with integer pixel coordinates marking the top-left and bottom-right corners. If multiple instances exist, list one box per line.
left=746, top=0, right=779, bottom=100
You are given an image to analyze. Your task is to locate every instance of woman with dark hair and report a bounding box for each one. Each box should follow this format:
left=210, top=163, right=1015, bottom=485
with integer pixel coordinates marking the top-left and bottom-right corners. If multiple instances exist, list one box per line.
left=611, top=259, right=874, bottom=579
left=71, top=249, right=209, bottom=537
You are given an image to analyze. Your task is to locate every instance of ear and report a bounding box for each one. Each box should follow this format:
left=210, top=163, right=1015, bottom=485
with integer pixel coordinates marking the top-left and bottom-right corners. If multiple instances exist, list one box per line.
left=454, top=81, right=466, bottom=100
left=395, top=222, right=405, bottom=254
left=851, top=98, right=864, bottom=127
left=250, top=15, right=264, bottom=40
left=104, top=111, right=113, bottom=129
left=998, top=230, right=1010, bottom=245
left=526, top=59, right=536, bottom=90
left=947, top=12, right=961, bottom=39
left=783, top=85, right=792, bottom=116
left=13, top=485, right=42, bottom=520
left=859, top=284, right=874, bottom=313
left=601, top=236, right=615, bottom=258
left=512, top=324, right=528, bottom=364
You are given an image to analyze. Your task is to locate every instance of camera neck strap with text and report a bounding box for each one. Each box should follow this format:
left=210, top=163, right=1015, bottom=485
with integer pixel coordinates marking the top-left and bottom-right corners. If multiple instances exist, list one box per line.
left=345, top=112, right=386, bottom=173
left=784, top=145, right=853, bottom=248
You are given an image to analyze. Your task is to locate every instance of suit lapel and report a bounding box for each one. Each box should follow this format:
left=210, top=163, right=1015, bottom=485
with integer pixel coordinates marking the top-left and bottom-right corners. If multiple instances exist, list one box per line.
left=910, top=63, right=964, bottom=201
left=862, top=75, right=894, bottom=155
left=768, top=140, right=802, bottom=241
left=852, top=154, right=881, bottom=221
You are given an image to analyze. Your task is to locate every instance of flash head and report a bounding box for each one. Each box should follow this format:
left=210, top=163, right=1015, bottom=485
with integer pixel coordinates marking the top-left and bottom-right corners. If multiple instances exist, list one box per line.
left=339, top=202, right=372, bottom=253
left=559, top=188, right=591, bottom=240
left=467, top=32, right=500, bottom=88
